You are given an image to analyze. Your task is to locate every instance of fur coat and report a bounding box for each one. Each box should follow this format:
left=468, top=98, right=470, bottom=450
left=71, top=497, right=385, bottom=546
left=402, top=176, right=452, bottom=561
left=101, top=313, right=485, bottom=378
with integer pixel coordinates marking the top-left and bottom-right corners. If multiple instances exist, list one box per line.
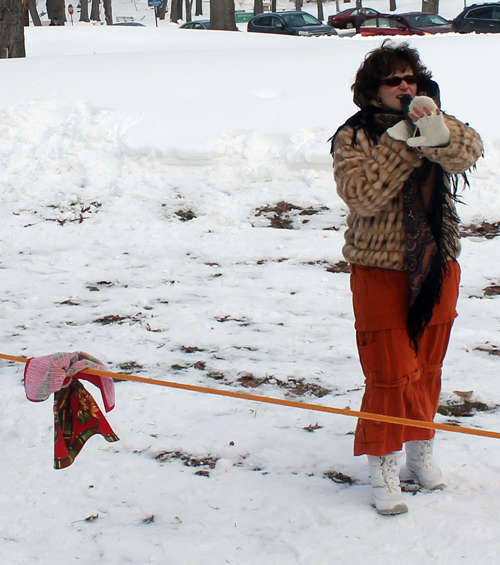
left=333, top=114, right=483, bottom=270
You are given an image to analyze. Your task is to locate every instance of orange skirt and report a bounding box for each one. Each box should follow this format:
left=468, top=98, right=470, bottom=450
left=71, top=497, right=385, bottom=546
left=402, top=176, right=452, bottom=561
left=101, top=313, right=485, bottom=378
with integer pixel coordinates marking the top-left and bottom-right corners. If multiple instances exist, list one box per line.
left=350, top=261, right=460, bottom=456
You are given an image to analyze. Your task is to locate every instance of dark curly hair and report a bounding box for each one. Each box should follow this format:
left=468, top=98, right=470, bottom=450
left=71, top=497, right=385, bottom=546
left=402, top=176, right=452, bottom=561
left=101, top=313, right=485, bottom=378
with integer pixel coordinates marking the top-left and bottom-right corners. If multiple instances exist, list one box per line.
left=352, top=40, right=433, bottom=108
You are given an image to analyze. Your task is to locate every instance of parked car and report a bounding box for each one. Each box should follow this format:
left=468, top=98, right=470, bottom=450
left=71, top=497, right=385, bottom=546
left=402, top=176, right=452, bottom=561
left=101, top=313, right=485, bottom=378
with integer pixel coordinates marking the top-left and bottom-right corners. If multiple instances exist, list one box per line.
left=452, top=3, right=500, bottom=33
left=179, top=20, right=211, bottom=29
left=113, top=22, right=146, bottom=26
left=360, top=12, right=452, bottom=36
left=248, top=11, right=337, bottom=36
left=327, top=7, right=380, bottom=29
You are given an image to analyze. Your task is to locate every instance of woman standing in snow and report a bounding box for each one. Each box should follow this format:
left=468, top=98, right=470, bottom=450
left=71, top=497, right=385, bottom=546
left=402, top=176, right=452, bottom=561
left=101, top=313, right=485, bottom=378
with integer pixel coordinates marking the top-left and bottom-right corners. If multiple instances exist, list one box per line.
left=331, top=41, right=483, bottom=515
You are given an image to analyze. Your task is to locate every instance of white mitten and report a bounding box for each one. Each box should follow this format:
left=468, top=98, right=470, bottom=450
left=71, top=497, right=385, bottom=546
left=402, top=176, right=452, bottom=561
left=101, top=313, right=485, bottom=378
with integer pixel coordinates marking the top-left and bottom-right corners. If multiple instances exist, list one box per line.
left=406, top=96, right=450, bottom=148
left=386, top=119, right=414, bottom=142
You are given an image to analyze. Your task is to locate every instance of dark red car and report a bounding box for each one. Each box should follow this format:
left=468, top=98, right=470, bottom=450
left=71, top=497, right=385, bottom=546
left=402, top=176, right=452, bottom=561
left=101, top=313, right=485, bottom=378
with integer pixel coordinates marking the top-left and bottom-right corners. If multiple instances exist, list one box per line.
left=327, top=7, right=380, bottom=29
left=360, top=12, right=452, bottom=36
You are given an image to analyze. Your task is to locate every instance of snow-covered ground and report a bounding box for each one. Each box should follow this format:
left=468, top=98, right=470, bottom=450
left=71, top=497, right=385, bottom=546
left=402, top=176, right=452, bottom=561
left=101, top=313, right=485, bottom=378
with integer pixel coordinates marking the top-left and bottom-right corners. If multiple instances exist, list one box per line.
left=2, top=2, right=500, bottom=563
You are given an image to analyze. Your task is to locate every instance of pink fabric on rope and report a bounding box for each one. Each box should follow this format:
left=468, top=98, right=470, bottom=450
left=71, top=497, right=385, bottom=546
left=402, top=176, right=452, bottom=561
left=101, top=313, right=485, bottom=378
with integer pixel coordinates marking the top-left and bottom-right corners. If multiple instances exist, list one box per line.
left=24, top=351, right=115, bottom=412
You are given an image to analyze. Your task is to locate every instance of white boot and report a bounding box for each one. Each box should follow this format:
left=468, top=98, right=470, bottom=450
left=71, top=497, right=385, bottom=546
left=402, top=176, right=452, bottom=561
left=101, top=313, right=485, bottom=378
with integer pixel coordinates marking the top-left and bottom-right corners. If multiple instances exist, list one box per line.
left=367, top=452, right=408, bottom=516
left=405, top=439, right=445, bottom=490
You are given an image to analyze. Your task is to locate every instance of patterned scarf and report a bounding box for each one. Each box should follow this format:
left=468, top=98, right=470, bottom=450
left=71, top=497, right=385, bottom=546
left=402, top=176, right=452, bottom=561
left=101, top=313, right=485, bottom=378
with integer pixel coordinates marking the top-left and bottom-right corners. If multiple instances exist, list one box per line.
left=331, top=105, right=460, bottom=350
left=24, top=352, right=119, bottom=469
left=53, top=379, right=119, bottom=469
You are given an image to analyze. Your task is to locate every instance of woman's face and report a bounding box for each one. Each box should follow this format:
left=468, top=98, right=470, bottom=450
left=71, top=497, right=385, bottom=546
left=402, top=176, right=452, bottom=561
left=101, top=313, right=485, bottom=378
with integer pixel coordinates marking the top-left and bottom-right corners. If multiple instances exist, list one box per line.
left=376, top=66, right=418, bottom=112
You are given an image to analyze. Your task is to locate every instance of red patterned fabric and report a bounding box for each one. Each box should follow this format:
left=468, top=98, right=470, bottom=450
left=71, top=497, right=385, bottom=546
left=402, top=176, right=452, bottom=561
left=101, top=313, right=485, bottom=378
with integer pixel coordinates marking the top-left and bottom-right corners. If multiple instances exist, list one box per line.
left=24, top=352, right=119, bottom=469
left=53, top=380, right=119, bottom=469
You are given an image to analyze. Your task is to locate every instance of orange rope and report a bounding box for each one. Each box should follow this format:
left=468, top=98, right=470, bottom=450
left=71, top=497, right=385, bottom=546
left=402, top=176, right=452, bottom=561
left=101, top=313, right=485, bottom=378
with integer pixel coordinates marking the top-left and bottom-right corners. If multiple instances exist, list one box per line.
left=2, top=352, right=499, bottom=440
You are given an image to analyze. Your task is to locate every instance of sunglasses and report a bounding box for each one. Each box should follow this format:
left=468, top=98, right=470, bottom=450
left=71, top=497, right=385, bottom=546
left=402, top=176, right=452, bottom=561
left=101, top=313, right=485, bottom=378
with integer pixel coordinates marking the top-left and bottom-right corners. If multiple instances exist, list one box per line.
left=380, top=75, right=418, bottom=87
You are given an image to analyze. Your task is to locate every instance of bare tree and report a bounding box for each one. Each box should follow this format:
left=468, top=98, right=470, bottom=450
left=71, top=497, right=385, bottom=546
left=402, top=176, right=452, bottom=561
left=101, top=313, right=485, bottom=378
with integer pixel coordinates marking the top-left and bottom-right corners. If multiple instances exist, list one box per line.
left=0, top=0, right=25, bottom=57
left=210, top=0, right=236, bottom=30
left=389, top=0, right=397, bottom=10
left=421, top=0, right=438, bottom=13
left=295, top=0, right=303, bottom=11
left=170, top=0, right=182, bottom=22
left=80, top=0, right=90, bottom=21
left=185, top=0, right=193, bottom=22
left=317, top=0, right=324, bottom=21
left=195, top=0, right=202, bottom=16
left=253, top=0, right=263, bottom=16
left=28, top=0, right=42, bottom=25
left=355, top=0, right=362, bottom=9
left=157, top=0, right=168, bottom=20
left=103, top=0, right=112, bottom=24
left=90, top=0, right=100, bottom=21
left=47, top=0, right=66, bottom=24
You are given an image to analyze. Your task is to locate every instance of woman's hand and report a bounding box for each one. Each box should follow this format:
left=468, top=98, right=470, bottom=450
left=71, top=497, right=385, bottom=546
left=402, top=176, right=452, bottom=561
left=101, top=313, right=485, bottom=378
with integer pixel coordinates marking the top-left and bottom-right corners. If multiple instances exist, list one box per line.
left=407, top=103, right=440, bottom=122
left=406, top=96, right=450, bottom=148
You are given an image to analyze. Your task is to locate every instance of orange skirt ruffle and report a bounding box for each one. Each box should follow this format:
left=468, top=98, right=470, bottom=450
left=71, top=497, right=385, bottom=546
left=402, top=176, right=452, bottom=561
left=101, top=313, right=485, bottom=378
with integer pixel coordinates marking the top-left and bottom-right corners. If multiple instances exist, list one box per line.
left=350, top=261, right=460, bottom=456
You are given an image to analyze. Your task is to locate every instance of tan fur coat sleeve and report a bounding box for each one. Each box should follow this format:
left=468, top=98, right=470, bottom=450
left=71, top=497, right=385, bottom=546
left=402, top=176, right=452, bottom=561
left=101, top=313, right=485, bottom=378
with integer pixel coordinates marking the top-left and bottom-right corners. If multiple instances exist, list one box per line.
left=334, top=128, right=422, bottom=217
left=420, top=114, right=484, bottom=174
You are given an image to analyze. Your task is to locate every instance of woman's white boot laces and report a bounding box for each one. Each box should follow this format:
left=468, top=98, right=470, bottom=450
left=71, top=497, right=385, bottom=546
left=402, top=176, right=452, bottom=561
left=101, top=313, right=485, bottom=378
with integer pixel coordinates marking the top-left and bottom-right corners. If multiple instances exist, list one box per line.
left=368, top=452, right=408, bottom=515
left=405, top=439, right=445, bottom=490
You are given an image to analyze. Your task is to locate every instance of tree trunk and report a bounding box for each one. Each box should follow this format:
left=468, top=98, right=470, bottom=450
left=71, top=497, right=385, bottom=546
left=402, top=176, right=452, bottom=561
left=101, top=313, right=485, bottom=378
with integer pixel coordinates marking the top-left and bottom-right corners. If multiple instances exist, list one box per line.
left=355, top=0, right=362, bottom=9
left=185, top=0, right=192, bottom=21
left=47, top=0, right=66, bottom=24
left=103, top=0, right=112, bottom=24
left=271, top=0, right=276, bottom=11
left=158, top=0, right=168, bottom=20
left=90, top=0, right=100, bottom=21
left=80, top=0, right=90, bottom=21
left=335, top=0, right=340, bottom=13
left=253, top=0, right=263, bottom=16
left=295, top=0, right=303, bottom=11
left=317, top=0, right=324, bottom=21
left=0, top=0, right=26, bottom=57
left=195, top=0, right=202, bottom=16
left=28, top=0, right=42, bottom=25
left=170, top=0, right=182, bottom=22
left=389, top=0, right=396, bottom=10
left=421, top=0, right=438, bottom=13
left=209, top=0, right=236, bottom=30
left=23, top=0, right=29, bottom=25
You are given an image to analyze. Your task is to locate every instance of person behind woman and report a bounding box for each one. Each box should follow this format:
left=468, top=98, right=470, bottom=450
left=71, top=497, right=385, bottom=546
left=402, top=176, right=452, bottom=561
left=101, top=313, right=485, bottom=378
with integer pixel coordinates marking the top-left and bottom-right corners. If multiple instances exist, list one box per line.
left=331, top=41, right=483, bottom=515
